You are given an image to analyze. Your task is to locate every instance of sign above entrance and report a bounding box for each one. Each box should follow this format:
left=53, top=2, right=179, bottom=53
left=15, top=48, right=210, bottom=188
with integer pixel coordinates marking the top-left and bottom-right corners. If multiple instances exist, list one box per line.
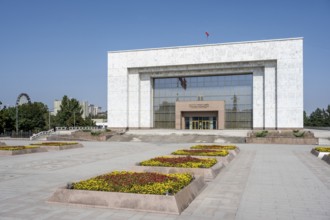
left=175, top=101, right=225, bottom=130
left=189, top=104, right=209, bottom=109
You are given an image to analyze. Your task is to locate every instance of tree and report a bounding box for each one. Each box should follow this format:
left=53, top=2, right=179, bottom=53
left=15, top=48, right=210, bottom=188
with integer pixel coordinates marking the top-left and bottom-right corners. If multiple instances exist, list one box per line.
left=0, top=107, right=15, bottom=133
left=18, top=102, right=48, bottom=132
left=83, top=115, right=96, bottom=126
left=309, top=108, right=325, bottom=127
left=55, top=96, right=84, bottom=127
left=325, top=105, right=330, bottom=126
left=303, top=111, right=310, bottom=126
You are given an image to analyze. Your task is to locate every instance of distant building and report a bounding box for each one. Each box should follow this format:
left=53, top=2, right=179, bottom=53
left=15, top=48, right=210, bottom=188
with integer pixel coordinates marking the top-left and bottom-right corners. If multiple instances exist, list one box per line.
left=92, top=118, right=107, bottom=128
left=52, top=99, right=101, bottom=119
left=53, top=100, right=61, bottom=115
left=80, top=101, right=89, bottom=119
left=88, top=104, right=102, bottom=117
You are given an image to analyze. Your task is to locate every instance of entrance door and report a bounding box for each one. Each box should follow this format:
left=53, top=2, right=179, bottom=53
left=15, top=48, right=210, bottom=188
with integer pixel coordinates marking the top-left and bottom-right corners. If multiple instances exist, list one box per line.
left=190, top=117, right=215, bottom=130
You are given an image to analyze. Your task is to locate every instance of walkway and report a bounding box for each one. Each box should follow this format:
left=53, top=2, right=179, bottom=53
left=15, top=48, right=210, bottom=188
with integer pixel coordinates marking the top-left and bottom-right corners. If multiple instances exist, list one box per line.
left=0, top=141, right=329, bottom=220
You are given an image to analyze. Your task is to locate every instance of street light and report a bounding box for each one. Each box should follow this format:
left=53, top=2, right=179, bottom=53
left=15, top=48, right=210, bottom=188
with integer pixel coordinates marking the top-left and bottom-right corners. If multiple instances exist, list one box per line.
left=48, top=109, right=54, bottom=130
left=16, top=105, right=18, bottom=133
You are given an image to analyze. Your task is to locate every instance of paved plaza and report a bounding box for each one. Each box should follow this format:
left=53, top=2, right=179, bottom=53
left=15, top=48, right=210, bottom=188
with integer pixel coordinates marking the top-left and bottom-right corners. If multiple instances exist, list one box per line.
left=0, top=140, right=329, bottom=220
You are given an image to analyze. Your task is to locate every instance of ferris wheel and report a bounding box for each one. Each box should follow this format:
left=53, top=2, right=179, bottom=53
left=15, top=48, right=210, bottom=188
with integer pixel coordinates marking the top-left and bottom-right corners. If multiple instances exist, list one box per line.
left=16, top=93, right=31, bottom=106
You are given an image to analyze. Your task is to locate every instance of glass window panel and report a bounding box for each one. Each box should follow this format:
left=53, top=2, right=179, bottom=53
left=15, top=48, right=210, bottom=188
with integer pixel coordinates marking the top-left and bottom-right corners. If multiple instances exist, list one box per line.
left=153, top=74, right=253, bottom=129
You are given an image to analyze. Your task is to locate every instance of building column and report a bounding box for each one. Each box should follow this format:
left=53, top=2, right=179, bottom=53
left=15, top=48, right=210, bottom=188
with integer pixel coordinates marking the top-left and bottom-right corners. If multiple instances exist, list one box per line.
left=128, top=72, right=140, bottom=128
left=264, top=65, right=276, bottom=129
left=139, top=74, right=152, bottom=128
left=253, top=68, right=264, bottom=129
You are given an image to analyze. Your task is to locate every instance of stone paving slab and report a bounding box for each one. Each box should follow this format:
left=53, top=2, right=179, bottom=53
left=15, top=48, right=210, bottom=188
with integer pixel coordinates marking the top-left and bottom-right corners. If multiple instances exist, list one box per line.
left=0, top=141, right=329, bottom=219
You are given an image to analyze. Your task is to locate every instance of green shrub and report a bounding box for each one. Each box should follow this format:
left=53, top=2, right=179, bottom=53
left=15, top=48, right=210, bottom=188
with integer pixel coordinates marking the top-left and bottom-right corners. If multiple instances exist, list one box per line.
left=91, top=131, right=101, bottom=136
left=255, top=130, right=268, bottom=137
left=293, top=130, right=305, bottom=137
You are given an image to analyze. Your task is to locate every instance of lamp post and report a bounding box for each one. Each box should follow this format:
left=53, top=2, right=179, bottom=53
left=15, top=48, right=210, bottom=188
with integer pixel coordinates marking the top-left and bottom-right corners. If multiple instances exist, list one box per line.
left=48, top=110, right=51, bottom=130
left=16, top=105, right=18, bottom=133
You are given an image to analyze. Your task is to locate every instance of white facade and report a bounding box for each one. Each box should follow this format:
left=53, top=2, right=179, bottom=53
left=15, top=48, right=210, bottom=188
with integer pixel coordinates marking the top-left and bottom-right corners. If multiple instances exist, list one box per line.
left=108, top=38, right=303, bottom=129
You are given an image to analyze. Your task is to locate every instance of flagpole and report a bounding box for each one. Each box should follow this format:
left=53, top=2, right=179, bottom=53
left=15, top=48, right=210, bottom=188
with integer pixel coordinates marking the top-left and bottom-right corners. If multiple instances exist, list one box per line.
left=205, top=32, right=209, bottom=43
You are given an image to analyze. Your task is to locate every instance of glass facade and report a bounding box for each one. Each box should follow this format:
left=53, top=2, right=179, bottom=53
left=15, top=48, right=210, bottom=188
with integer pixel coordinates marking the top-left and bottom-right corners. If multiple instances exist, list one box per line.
left=153, top=74, right=253, bottom=129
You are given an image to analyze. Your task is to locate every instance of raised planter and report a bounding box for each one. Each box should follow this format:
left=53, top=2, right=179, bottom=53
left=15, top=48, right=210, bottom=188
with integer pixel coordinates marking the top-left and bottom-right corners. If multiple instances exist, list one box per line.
left=48, top=175, right=205, bottom=214
left=132, top=160, right=223, bottom=181
left=190, top=145, right=240, bottom=156
left=246, top=130, right=318, bottom=145
left=226, top=148, right=239, bottom=156
left=311, top=148, right=330, bottom=158
left=246, top=137, right=318, bottom=145
left=0, top=147, right=47, bottom=156
left=37, top=143, right=83, bottom=151
left=322, top=154, right=330, bottom=165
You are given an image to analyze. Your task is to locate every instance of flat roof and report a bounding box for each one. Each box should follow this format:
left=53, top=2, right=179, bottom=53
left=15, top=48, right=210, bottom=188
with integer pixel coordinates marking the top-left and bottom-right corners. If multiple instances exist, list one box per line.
left=108, top=37, right=303, bottom=54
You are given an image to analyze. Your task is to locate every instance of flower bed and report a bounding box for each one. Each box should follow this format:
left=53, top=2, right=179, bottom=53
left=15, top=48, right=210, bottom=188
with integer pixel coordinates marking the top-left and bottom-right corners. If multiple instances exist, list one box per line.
left=31, top=142, right=83, bottom=151
left=171, top=149, right=229, bottom=157
left=140, top=156, right=217, bottom=168
left=0, top=145, right=46, bottom=155
left=0, top=145, right=39, bottom=151
left=31, top=142, right=78, bottom=146
left=132, top=156, right=223, bottom=181
left=73, top=171, right=192, bottom=195
left=191, top=145, right=237, bottom=150
left=48, top=171, right=205, bottom=214
left=190, top=145, right=240, bottom=155
left=311, top=146, right=330, bottom=158
left=314, top=147, right=330, bottom=152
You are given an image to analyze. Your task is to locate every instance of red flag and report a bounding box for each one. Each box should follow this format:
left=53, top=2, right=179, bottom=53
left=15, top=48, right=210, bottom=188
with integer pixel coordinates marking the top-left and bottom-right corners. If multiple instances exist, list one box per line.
left=205, top=32, right=209, bottom=37
left=178, top=77, right=187, bottom=90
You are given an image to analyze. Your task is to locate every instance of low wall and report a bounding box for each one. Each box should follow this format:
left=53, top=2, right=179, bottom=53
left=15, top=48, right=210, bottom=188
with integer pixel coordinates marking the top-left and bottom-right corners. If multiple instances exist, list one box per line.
left=246, top=137, right=318, bottom=145
left=47, top=132, right=113, bottom=141
left=39, top=143, right=84, bottom=151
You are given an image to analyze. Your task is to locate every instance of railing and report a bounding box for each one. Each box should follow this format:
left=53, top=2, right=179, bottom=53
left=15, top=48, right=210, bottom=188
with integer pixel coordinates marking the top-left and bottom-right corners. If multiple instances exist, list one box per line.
left=30, top=129, right=55, bottom=140
left=54, top=126, right=103, bottom=131
left=29, top=127, right=104, bottom=140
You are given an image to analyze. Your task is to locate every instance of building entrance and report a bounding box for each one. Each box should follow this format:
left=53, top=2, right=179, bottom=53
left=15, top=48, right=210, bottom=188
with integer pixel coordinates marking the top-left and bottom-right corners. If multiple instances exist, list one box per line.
left=175, top=101, right=225, bottom=130
left=185, top=116, right=217, bottom=130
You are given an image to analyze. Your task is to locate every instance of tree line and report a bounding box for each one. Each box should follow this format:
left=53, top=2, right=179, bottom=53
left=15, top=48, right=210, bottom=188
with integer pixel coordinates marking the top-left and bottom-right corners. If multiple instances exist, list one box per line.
left=304, top=105, right=330, bottom=127
left=0, top=95, right=95, bottom=134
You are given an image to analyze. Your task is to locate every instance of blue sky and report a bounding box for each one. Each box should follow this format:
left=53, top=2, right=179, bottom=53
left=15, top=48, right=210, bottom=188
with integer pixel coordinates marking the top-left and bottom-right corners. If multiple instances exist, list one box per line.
left=0, top=0, right=329, bottom=114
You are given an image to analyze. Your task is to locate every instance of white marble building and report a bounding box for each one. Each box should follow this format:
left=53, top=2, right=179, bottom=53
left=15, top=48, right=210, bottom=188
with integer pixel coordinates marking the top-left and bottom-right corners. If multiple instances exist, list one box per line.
left=108, top=38, right=303, bottom=130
